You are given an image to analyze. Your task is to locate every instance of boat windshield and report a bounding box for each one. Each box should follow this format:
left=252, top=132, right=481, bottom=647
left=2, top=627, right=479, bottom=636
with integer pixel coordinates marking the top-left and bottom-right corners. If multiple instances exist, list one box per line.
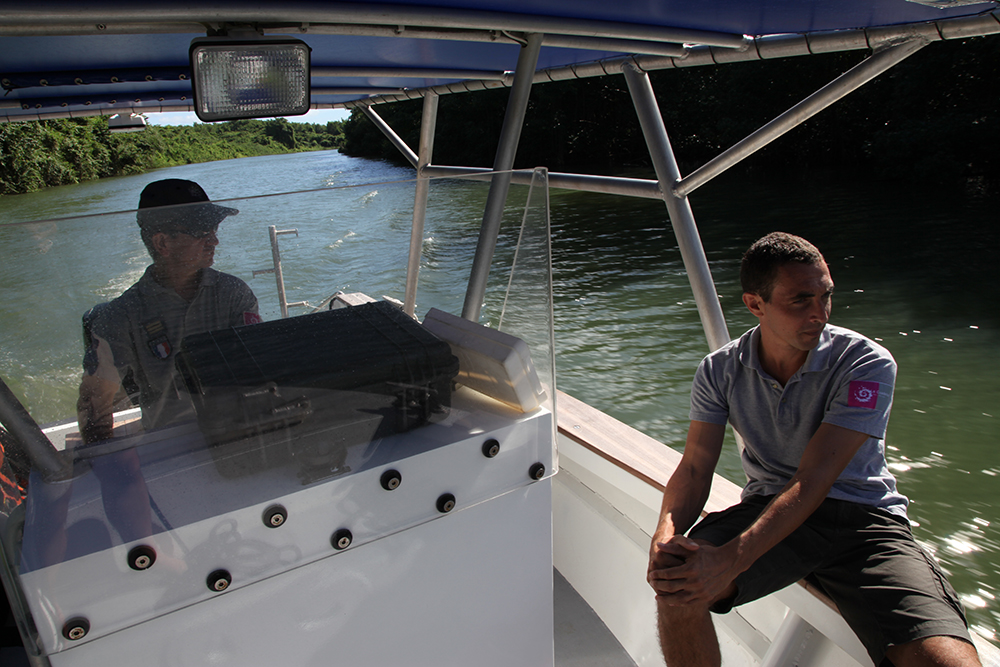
left=0, top=169, right=555, bottom=656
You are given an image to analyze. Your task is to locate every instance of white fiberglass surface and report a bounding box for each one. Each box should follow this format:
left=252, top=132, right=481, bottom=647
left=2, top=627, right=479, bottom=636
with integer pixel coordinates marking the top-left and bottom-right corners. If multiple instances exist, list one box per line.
left=0, top=169, right=555, bottom=656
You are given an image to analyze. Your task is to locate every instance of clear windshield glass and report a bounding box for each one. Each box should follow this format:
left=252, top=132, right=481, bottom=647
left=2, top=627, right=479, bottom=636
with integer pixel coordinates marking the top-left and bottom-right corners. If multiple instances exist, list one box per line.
left=0, top=168, right=554, bottom=656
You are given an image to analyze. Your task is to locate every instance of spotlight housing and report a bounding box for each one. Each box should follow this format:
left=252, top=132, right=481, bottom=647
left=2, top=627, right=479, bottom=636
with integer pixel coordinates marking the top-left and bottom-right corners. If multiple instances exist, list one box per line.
left=190, top=36, right=311, bottom=122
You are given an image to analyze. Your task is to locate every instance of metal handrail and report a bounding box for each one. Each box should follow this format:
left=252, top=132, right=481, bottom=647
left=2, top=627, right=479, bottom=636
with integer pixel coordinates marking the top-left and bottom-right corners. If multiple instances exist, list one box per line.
left=0, top=376, right=70, bottom=482
left=253, top=225, right=307, bottom=319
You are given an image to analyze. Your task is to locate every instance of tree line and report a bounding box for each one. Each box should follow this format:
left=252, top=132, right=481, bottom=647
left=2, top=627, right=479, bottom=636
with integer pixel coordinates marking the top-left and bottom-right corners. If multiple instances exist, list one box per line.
left=342, top=35, right=1000, bottom=190
left=0, top=117, right=344, bottom=196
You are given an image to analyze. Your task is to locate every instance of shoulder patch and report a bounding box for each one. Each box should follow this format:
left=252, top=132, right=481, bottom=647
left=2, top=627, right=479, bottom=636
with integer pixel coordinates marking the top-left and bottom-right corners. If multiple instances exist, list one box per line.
left=142, top=318, right=172, bottom=359
left=243, top=312, right=262, bottom=325
left=848, top=380, right=880, bottom=409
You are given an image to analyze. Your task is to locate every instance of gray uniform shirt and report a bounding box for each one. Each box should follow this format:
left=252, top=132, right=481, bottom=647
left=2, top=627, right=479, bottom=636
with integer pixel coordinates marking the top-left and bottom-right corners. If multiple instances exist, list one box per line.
left=689, top=324, right=908, bottom=516
left=86, top=266, right=259, bottom=430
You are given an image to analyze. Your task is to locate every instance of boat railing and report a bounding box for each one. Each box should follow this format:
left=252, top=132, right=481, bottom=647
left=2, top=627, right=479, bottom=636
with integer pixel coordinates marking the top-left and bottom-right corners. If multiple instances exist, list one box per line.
left=252, top=225, right=309, bottom=319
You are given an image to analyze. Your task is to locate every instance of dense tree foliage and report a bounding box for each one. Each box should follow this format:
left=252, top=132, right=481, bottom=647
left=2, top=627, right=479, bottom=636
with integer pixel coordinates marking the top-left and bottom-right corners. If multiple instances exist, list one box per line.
left=0, top=117, right=344, bottom=196
left=342, top=36, right=1000, bottom=188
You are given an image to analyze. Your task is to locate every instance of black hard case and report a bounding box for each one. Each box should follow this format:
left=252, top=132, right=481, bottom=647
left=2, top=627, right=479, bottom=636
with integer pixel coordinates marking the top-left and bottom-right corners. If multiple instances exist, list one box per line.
left=176, top=301, right=459, bottom=480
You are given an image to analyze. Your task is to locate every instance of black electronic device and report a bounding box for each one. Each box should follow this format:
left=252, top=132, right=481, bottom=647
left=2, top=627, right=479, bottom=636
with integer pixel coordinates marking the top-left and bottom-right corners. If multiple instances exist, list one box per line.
left=176, top=301, right=459, bottom=481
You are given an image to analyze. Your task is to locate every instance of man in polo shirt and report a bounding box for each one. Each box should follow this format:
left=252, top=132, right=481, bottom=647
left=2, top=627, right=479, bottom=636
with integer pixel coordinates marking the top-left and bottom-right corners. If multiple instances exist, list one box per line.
left=77, top=179, right=260, bottom=442
left=647, top=232, right=979, bottom=667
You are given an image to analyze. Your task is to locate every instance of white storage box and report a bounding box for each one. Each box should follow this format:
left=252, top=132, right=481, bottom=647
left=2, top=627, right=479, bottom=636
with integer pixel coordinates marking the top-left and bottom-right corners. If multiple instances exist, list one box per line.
left=421, top=308, right=545, bottom=412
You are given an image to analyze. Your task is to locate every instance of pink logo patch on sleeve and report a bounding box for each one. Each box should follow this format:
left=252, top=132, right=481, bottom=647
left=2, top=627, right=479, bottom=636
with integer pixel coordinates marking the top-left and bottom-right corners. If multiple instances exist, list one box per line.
left=243, top=312, right=262, bottom=325
left=848, top=380, right=880, bottom=409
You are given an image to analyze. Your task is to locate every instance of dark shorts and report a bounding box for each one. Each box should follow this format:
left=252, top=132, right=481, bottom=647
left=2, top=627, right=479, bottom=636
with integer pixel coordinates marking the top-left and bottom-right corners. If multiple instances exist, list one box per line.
left=688, top=495, right=972, bottom=666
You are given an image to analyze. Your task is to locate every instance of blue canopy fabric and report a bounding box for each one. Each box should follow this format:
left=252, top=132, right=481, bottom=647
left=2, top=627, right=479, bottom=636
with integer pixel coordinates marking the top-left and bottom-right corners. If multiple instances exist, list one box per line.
left=1, top=0, right=997, bottom=121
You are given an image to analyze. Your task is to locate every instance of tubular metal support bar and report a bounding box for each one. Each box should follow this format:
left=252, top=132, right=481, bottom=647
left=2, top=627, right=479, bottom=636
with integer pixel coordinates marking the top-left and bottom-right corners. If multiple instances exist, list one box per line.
left=342, top=14, right=1000, bottom=111
left=271, top=226, right=287, bottom=318
left=404, top=91, right=439, bottom=316
left=276, top=23, right=525, bottom=44
left=622, top=62, right=730, bottom=353
left=674, top=37, right=929, bottom=198
left=0, top=376, right=69, bottom=482
left=541, top=35, right=688, bottom=58
left=360, top=105, right=419, bottom=168
left=462, top=33, right=543, bottom=322
left=424, top=165, right=663, bottom=199
left=1, top=105, right=194, bottom=124
left=759, top=612, right=817, bottom=667
left=313, top=87, right=406, bottom=96
left=0, top=3, right=748, bottom=49
left=261, top=226, right=301, bottom=318
left=313, top=66, right=507, bottom=80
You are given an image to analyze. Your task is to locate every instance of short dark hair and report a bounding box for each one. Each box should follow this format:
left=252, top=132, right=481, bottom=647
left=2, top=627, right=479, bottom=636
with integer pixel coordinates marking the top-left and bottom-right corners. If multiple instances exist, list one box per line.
left=740, top=232, right=825, bottom=301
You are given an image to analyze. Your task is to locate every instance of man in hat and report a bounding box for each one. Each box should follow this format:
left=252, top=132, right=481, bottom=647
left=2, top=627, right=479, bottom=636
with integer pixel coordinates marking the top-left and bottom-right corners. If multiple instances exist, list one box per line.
left=77, top=179, right=260, bottom=441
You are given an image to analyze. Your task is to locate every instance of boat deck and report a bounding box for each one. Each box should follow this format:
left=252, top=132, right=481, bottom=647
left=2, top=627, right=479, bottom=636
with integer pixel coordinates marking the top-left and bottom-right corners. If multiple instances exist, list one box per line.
left=555, top=568, right=637, bottom=667
left=0, top=568, right=635, bottom=667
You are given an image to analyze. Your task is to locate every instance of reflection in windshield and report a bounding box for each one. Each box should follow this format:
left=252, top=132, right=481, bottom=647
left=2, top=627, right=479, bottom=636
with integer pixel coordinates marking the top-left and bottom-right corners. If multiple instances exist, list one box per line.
left=77, top=179, right=261, bottom=441
left=0, top=171, right=556, bottom=657
left=24, top=179, right=262, bottom=572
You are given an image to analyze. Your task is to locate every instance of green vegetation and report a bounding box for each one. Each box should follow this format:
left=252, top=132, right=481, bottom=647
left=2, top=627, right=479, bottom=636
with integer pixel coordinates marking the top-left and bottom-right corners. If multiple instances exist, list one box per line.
left=342, top=35, right=1000, bottom=189
left=0, top=117, right=344, bottom=196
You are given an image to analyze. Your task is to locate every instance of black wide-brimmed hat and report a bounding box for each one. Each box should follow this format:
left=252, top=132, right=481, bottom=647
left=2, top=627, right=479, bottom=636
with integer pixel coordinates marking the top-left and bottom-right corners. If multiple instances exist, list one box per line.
left=137, top=179, right=238, bottom=233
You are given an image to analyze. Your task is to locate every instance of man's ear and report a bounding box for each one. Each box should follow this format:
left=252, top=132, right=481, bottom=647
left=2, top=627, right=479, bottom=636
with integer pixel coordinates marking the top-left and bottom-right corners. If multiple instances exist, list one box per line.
left=151, top=232, right=171, bottom=257
left=743, top=292, right=765, bottom=318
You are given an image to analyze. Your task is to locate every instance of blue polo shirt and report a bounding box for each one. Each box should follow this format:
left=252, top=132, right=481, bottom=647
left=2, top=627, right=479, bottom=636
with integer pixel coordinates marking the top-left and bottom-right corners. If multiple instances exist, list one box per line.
left=690, top=324, right=908, bottom=516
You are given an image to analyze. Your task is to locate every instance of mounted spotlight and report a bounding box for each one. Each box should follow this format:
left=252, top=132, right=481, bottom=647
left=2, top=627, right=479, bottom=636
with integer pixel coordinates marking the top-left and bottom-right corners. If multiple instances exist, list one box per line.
left=189, top=35, right=311, bottom=122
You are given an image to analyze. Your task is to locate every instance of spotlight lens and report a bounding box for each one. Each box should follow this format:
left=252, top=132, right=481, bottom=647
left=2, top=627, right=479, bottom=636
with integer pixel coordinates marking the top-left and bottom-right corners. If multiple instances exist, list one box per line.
left=191, top=40, right=310, bottom=121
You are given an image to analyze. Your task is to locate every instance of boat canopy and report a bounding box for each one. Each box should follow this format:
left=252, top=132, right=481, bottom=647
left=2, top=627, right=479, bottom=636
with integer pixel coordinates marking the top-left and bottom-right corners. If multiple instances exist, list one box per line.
left=1, top=0, right=998, bottom=123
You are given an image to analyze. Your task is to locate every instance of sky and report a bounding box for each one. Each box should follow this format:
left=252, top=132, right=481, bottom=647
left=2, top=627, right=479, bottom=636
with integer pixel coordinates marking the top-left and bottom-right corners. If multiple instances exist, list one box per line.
left=146, top=108, right=351, bottom=126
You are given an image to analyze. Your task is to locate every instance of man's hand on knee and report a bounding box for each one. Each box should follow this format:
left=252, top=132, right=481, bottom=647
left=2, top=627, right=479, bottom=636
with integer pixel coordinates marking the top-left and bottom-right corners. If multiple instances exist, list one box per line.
left=648, top=541, right=686, bottom=587
left=649, top=534, right=697, bottom=571
left=648, top=536, right=739, bottom=606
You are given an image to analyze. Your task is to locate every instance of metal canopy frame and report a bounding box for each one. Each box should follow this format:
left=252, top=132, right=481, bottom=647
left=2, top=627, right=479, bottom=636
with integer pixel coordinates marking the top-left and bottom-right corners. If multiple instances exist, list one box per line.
left=461, top=33, right=543, bottom=322
left=362, top=28, right=937, bottom=353
left=622, top=61, right=730, bottom=353
left=0, top=4, right=747, bottom=46
left=338, top=11, right=1000, bottom=111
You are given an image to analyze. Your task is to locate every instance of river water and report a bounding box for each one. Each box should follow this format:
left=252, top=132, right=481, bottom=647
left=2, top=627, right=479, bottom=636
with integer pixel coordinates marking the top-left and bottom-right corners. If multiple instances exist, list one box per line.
left=1, top=149, right=998, bottom=639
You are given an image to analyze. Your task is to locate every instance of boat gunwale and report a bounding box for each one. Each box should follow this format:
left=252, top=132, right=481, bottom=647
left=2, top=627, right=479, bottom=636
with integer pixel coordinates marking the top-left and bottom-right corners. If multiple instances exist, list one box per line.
left=557, top=389, right=885, bottom=618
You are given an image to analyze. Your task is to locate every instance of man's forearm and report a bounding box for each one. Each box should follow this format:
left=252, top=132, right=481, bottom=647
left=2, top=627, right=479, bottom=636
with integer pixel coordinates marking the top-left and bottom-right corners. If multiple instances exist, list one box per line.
left=78, top=401, right=114, bottom=443
left=650, top=421, right=726, bottom=566
left=77, top=375, right=117, bottom=444
left=725, top=423, right=873, bottom=575
left=653, top=466, right=713, bottom=543
left=722, top=475, right=831, bottom=577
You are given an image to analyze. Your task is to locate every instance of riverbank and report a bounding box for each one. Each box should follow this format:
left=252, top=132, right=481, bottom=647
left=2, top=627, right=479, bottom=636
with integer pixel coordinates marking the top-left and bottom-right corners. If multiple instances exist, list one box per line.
left=0, top=117, right=344, bottom=196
